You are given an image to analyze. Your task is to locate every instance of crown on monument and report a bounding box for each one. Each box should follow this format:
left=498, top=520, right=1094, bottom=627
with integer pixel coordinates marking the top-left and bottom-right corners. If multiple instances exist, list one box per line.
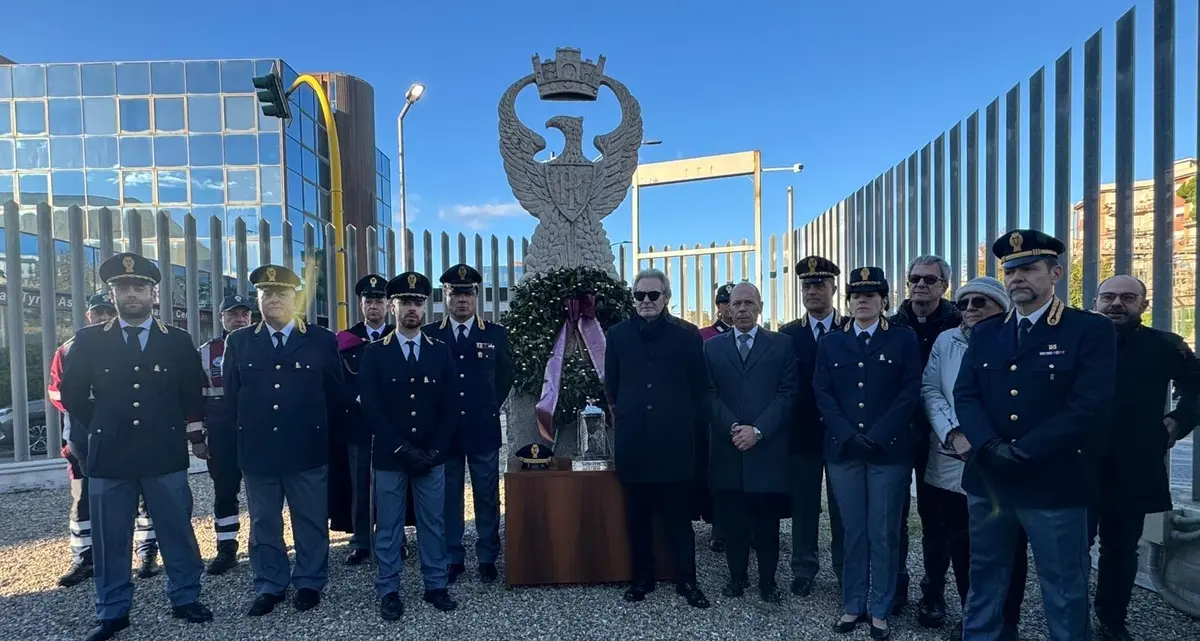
left=532, top=48, right=606, bottom=101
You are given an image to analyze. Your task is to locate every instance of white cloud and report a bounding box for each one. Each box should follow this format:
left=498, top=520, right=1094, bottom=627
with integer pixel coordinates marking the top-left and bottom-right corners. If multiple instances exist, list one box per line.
left=437, top=201, right=525, bottom=230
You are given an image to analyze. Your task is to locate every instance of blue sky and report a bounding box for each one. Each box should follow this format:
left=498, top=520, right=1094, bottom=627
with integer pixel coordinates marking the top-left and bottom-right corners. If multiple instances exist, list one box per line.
left=5, top=0, right=1195, bottom=271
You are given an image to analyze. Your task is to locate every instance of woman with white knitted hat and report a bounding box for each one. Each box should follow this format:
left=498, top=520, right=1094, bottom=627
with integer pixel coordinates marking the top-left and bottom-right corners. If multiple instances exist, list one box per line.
left=920, top=276, right=1029, bottom=637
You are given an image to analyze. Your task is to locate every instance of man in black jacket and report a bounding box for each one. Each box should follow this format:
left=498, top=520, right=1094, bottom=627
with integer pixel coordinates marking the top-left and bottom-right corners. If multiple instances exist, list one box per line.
left=1090, top=275, right=1199, bottom=641
left=605, top=268, right=709, bottom=609
left=888, top=254, right=960, bottom=622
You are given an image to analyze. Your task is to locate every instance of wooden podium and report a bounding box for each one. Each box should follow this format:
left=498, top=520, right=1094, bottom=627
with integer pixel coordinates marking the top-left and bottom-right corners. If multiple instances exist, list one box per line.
left=503, top=461, right=673, bottom=587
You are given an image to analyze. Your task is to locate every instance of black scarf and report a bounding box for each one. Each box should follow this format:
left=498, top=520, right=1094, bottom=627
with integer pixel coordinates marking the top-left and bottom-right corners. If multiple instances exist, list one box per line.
left=633, top=313, right=669, bottom=343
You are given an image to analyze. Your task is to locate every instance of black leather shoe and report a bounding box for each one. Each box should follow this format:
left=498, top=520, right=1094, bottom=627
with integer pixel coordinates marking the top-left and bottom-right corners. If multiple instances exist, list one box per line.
left=171, top=601, right=213, bottom=623
left=58, top=561, right=93, bottom=587
left=422, top=588, right=458, bottom=612
left=1096, top=621, right=1133, bottom=641
left=83, top=616, right=130, bottom=641
left=345, top=548, right=370, bottom=566
left=870, top=621, right=891, bottom=639
left=136, top=554, right=160, bottom=579
left=379, top=592, right=404, bottom=621
left=917, top=593, right=946, bottom=628
left=247, top=591, right=286, bottom=616
left=293, top=588, right=321, bottom=611
left=447, top=563, right=466, bottom=584
left=676, top=582, right=709, bottom=609
left=709, top=537, right=725, bottom=553
left=478, top=562, right=498, bottom=584
left=790, top=577, right=813, bottom=597
left=834, top=614, right=868, bottom=634
left=721, top=577, right=747, bottom=598
left=623, top=585, right=648, bottom=602
left=206, top=542, right=238, bottom=576
left=759, top=583, right=783, bottom=603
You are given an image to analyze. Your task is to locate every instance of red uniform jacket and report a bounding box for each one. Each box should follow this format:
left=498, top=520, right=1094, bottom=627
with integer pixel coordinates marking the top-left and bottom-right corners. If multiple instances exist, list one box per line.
left=698, top=320, right=731, bottom=342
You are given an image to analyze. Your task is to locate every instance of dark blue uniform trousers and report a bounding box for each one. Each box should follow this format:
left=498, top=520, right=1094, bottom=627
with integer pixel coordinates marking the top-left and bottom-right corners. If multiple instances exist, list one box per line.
left=788, top=454, right=844, bottom=582
left=375, top=466, right=449, bottom=596
left=206, top=432, right=242, bottom=545
left=444, top=449, right=501, bottom=566
left=963, top=494, right=1091, bottom=641
left=243, top=465, right=330, bottom=595
left=89, top=471, right=202, bottom=620
left=347, top=443, right=373, bottom=551
left=827, top=459, right=910, bottom=619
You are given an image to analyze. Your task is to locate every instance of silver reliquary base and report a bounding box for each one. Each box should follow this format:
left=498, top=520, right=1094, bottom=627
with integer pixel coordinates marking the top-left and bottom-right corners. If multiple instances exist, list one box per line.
left=571, top=458, right=614, bottom=472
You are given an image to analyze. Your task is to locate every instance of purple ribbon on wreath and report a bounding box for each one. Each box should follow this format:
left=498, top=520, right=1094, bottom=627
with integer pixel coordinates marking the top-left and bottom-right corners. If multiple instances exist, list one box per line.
left=535, top=293, right=607, bottom=442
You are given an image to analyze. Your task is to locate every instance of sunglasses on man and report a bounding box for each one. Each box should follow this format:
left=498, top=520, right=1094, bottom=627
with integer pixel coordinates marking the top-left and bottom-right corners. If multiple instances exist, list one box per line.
left=908, top=275, right=943, bottom=286
left=955, top=296, right=991, bottom=311
left=633, top=290, right=662, bottom=302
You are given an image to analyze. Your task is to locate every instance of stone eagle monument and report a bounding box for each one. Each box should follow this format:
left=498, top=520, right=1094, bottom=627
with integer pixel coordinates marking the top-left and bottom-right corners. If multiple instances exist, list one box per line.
left=498, top=48, right=643, bottom=280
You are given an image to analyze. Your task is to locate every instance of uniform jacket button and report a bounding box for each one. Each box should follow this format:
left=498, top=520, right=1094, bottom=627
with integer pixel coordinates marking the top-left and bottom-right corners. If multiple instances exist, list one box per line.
left=646, top=383, right=653, bottom=389
left=411, top=411, right=417, bottom=416
left=411, top=428, right=417, bottom=433
left=460, top=410, right=466, bottom=415
left=276, top=364, right=282, bottom=370
left=1010, top=414, right=1019, bottom=421
left=410, top=393, right=415, bottom=399
left=133, top=383, right=140, bottom=389
left=274, top=383, right=280, bottom=389
left=273, top=404, right=279, bottom=410
left=273, top=427, right=278, bottom=431
left=133, top=402, right=140, bottom=408
left=133, top=366, right=139, bottom=372
left=858, top=362, right=864, bottom=367
left=646, top=404, right=653, bottom=410
left=857, top=382, right=863, bottom=388
left=132, top=420, right=140, bottom=426
left=1010, top=389, right=1018, bottom=396
left=857, top=422, right=864, bottom=428
left=459, top=391, right=465, bottom=396
left=459, top=373, right=465, bottom=379
left=1010, top=364, right=1017, bottom=371
left=411, top=378, right=416, bottom=383
left=857, top=402, right=864, bottom=408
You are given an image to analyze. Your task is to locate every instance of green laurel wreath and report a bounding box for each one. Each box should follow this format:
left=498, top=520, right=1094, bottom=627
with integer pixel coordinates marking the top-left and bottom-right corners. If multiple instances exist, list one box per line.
left=501, top=267, right=634, bottom=425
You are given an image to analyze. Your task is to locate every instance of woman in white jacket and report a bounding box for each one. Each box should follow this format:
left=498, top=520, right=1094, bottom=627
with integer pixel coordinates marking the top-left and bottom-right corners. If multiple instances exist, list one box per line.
left=920, top=277, right=1028, bottom=639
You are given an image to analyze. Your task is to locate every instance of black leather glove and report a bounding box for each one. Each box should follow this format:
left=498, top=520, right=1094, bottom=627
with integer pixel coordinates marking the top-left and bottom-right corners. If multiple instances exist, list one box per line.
left=411, top=449, right=440, bottom=477
left=393, top=442, right=427, bottom=473
left=979, top=439, right=1031, bottom=472
left=843, top=433, right=874, bottom=458
left=860, top=435, right=888, bottom=460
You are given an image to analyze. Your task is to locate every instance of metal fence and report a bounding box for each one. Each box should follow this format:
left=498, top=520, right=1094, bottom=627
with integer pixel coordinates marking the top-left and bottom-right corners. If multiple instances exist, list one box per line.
left=797, top=0, right=1197, bottom=499
left=0, top=200, right=531, bottom=464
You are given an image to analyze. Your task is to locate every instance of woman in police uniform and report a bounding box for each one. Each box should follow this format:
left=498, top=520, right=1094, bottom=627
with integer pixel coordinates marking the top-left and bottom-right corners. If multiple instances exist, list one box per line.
left=813, top=266, right=921, bottom=639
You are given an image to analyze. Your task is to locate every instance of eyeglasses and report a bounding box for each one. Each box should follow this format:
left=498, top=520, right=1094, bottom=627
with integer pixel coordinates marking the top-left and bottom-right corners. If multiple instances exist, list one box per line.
left=633, top=290, right=662, bottom=302
left=908, top=275, right=943, bottom=286
left=1097, top=292, right=1140, bottom=305
left=955, top=296, right=991, bottom=311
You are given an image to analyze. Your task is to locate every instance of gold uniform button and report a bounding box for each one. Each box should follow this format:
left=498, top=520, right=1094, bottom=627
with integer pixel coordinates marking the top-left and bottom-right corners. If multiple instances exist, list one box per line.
left=1010, top=364, right=1017, bottom=371
left=132, top=420, right=140, bottom=426
left=1010, top=389, right=1018, bottom=396
left=133, top=402, right=140, bottom=408
left=1010, top=414, right=1019, bottom=421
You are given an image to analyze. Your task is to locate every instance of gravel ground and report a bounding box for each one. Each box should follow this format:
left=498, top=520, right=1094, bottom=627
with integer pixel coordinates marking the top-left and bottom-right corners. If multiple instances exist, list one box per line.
left=2, top=474, right=1199, bottom=641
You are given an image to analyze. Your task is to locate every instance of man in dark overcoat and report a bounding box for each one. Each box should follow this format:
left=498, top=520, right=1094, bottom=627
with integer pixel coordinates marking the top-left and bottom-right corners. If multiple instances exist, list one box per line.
left=605, top=268, right=710, bottom=609
left=704, top=281, right=798, bottom=603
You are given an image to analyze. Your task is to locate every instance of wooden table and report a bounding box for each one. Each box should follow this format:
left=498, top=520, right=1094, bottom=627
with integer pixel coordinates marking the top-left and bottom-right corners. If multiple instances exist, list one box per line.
left=503, top=461, right=674, bottom=587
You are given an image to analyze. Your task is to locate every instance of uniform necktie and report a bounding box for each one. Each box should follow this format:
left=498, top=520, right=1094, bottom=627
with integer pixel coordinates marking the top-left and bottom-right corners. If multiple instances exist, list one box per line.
left=369, top=330, right=379, bottom=342
left=273, top=331, right=285, bottom=351
left=816, top=322, right=827, bottom=339
left=858, top=331, right=870, bottom=349
left=124, top=326, right=144, bottom=353
left=737, top=333, right=751, bottom=363
left=456, top=324, right=467, bottom=346
left=1017, top=318, right=1033, bottom=348
left=405, top=340, right=417, bottom=363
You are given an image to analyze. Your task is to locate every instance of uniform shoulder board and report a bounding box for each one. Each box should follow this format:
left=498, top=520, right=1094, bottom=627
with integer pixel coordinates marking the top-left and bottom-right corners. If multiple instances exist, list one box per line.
left=102, top=317, right=119, bottom=332
left=424, top=333, right=438, bottom=345
left=230, top=324, right=256, bottom=339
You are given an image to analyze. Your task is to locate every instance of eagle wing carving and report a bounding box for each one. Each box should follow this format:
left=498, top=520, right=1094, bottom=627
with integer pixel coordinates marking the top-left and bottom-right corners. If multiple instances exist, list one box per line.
left=587, top=77, right=643, bottom=218
left=498, top=75, right=553, bottom=219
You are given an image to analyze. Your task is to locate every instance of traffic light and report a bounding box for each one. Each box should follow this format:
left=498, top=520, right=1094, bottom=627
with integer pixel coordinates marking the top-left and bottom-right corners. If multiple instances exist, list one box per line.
left=252, top=72, right=291, bottom=120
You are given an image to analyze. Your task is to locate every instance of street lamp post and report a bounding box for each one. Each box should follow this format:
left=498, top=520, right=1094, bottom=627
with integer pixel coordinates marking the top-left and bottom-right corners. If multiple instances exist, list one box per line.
left=397, top=83, right=425, bottom=270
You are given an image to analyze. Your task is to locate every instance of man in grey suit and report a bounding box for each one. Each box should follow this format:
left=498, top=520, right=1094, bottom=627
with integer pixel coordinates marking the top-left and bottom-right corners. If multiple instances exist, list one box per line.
left=704, top=282, right=799, bottom=603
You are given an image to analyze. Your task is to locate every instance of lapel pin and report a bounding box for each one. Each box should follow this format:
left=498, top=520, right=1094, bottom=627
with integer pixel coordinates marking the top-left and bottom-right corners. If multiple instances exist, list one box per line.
left=879, top=354, right=886, bottom=361
left=1048, top=344, right=1058, bottom=350
left=153, top=364, right=161, bottom=372
left=478, top=351, right=484, bottom=358
left=295, top=362, right=301, bottom=369
left=424, top=376, right=430, bottom=383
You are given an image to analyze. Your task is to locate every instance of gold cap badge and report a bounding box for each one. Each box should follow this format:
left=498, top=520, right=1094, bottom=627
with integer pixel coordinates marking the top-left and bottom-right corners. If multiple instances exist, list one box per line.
left=407, top=274, right=418, bottom=288
left=370, top=276, right=378, bottom=287
left=458, top=265, right=468, bottom=279
left=267, top=267, right=277, bottom=282
left=860, top=267, right=870, bottom=281
left=1009, top=231, right=1024, bottom=253
left=531, top=444, right=540, bottom=458
left=807, top=257, right=818, bottom=273
left=122, top=256, right=134, bottom=274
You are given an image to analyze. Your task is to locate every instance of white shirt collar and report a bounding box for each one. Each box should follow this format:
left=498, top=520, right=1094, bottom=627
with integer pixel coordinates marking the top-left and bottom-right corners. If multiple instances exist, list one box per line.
left=266, top=319, right=296, bottom=338
left=450, top=316, right=475, bottom=334
left=854, top=319, right=880, bottom=337
left=118, top=316, right=154, bottom=331
left=1016, top=297, right=1054, bottom=327
left=733, top=325, right=759, bottom=340
left=397, top=331, right=423, bottom=358
left=364, top=320, right=387, bottom=336
left=808, top=312, right=834, bottom=331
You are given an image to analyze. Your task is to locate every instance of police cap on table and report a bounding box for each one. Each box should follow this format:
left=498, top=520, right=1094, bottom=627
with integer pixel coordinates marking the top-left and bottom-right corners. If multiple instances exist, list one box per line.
left=714, top=283, right=736, bottom=305
left=796, top=255, right=841, bottom=283
left=387, top=271, right=432, bottom=300
left=249, top=264, right=301, bottom=290
left=220, top=294, right=253, bottom=313
left=99, top=252, right=161, bottom=286
left=991, top=228, right=1066, bottom=269
left=86, top=293, right=115, bottom=312
left=514, top=443, right=554, bottom=470
left=846, top=266, right=888, bottom=295
left=355, top=274, right=388, bottom=299
left=439, top=263, right=483, bottom=294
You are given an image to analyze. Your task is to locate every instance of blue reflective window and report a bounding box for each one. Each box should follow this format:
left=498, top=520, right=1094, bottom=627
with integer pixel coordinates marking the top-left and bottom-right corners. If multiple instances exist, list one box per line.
left=85, top=170, right=119, bottom=206
left=228, top=206, right=258, bottom=228
left=118, top=98, right=151, bottom=133
left=285, top=110, right=301, bottom=141
left=119, top=137, right=153, bottom=168
left=255, top=59, right=276, bottom=77
left=47, top=65, right=81, bottom=97
left=85, top=136, right=119, bottom=168
left=189, top=134, right=223, bottom=166
left=48, top=99, right=82, bottom=135
left=83, top=98, right=116, bottom=135
left=261, top=166, right=281, bottom=204
left=262, top=204, right=283, bottom=229
left=12, top=66, right=46, bottom=98
left=0, top=174, right=11, bottom=203
left=284, top=134, right=301, bottom=170
left=16, top=139, right=50, bottom=169
left=19, top=173, right=48, bottom=204
left=259, top=133, right=281, bottom=165
left=154, top=136, right=188, bottom=167
left=50, top=137, right=83, bottom=169
left=150, top=62, right=185, bottom=94
left=116, top=63, right=151, bottom=96
left=319, top=190, right=330, bottom=218
left=316, top=123, right=328, bottom=157
left=224, top=134, right=257, bottom=166
left=220, top=60, right=255, bottom=94
left=122, top=170, right=153, bottom=204
left=15, top=101, right=46, bottom=135
left=52, top=171, right=86, bottom=206
left=186, top=61, right=221, bottom=94
left=188, top=95, right=221, bottom=132
left=300, top=113, right=314, bottom=149
left=0, top=139, right=13, bottom=171
left=0, top=102, right=9, bottom=135
left=80, top=64, right=116, bottom=96
left=302, top=148, right=317, bottom=180
left=192, top=168, right=224, bottom=204
left=288, top=206, right=303, bottom=225
left=153, top=97, right=185, bottom=132
left=286, top=169, right=302, bottom=210
left=0, top=67, right=10, bottom=98
left=192, top=205, right=222, bottom=236
left=318, top=159, right=330, bottom=189
left=228, top=168, right=257, bottom=202
left=157, top=170, right=188, bottom=203
left=224, top=95, right=255, bottom=131
left=303, top=180, right=317, bottom=214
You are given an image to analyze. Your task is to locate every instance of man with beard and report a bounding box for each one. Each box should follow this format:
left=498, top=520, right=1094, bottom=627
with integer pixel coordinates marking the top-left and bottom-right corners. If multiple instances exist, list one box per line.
left=1089, top=275, right=1198, bottom=641
left=778, top=256, right=846, bottom=596
left=48, top=294, right=160, bottom=588
left=334, top=274, right=395, bottom=566
left=361, top=272, right=460, bottom=618
left=955, top=230, right=1116, bottom=641
left=60, top=253, right=211, bottom=641
left=424, top=264, right=512, bottom=585
left=220, top=264, right=347, bottom=616
left=888, top=255, right=960, bottom=621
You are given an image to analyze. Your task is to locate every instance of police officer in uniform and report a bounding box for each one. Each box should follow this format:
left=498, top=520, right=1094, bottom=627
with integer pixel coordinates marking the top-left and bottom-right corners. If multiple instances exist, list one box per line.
left=361, top=272, right=460, bottom=618
left=335, top=274, right=395, bottom=566
left=219, top=264, right=348, bottom=616
left=955, top=230, right=1117, bottom=641
left=60, top=253, right=211, bottom=641
left=699, top=283, right=735, bottom=341
left=424, top=263, right=513, bottom=585
left=192, top=294, right=253, bottom=575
